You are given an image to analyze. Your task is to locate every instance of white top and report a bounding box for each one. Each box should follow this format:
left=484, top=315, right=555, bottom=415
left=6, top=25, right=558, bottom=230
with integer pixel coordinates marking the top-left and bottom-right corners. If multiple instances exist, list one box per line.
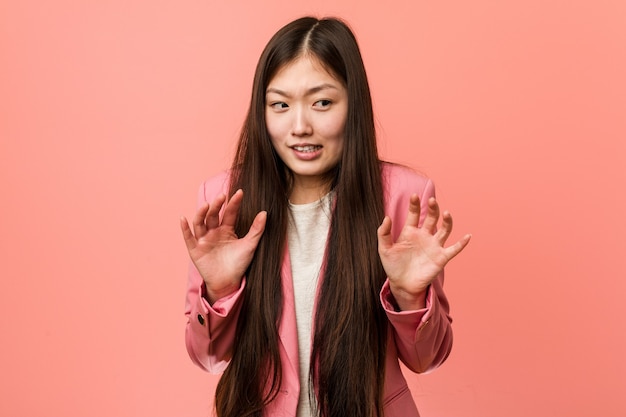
left=287, top=193, right=332, bottom=417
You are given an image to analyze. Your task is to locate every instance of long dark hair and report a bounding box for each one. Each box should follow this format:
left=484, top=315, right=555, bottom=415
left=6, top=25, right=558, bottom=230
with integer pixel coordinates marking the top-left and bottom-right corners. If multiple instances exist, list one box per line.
left=217, top=17, right=387, bottom=417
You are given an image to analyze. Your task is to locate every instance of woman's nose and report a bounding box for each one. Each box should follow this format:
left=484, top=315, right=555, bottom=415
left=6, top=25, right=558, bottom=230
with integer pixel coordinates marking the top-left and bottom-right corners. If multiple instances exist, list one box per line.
left=291, top=107, right=313, bottom=136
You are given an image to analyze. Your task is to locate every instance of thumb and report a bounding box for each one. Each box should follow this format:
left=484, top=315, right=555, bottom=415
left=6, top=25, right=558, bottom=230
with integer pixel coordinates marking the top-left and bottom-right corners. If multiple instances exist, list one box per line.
left=377, top=216, right=393, bottom=252
left=243, top=211, right=267, bottom=246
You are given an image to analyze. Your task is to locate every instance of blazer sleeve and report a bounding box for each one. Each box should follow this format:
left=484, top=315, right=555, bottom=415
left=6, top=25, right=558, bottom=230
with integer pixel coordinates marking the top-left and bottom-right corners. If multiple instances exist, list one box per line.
left=380, top=166, right=453, bottom=373
left=184, top=172, right=245, bottom=373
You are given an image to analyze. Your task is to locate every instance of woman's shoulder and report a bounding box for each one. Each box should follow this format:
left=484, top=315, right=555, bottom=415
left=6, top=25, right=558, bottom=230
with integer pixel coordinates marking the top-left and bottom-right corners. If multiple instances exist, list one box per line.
left=381, top=162, right=433, bottom=194
left=198, top=170, right=232, bottom=202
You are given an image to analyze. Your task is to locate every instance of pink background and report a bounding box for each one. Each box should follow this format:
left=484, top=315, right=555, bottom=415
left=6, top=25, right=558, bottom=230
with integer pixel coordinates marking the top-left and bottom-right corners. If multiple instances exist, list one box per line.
left=2, top=1, right=625, bottom=416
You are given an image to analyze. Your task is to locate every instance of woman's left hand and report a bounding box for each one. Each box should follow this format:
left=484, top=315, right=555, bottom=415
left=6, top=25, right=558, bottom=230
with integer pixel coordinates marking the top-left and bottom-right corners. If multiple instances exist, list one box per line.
left=377, top=194, right=471, bottom=311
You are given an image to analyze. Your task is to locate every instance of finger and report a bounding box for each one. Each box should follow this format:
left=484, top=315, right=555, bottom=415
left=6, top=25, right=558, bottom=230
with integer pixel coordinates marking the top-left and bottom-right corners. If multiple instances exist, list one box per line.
left=180, top=216, right=197, bottom=251
left=377, top=216, right=393, bottom=252
left=205, top=194, right=227, bottom=230
left=404, top=194, right=421, bottom=228
left=221, top=189, right=244, bottom=228
left=435, top=210, right=453, bottom=245
left=192, top=201, right=211, bottom=237
left=421, top=197, right=440, bottom=234
left=241, top=210, right=267, bottom=246
left=443, top=234, right=472, bottom=260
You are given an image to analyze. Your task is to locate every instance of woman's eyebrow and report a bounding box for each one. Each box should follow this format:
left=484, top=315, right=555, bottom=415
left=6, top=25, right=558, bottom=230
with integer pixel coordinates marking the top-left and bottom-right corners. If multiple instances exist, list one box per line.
left=266, top=83, right=339, bottom=97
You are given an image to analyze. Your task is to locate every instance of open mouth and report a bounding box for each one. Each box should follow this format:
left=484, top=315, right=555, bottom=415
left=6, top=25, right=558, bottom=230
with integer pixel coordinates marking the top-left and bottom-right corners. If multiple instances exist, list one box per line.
left=292, top=145, right=322, bottom=153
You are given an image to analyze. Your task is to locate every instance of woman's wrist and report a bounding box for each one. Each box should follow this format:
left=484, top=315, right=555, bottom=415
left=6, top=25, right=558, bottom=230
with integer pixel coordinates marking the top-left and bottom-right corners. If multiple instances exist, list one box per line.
left=202, top=281, right=241, bottom=305
left=389, top=284, right=428, bottom=311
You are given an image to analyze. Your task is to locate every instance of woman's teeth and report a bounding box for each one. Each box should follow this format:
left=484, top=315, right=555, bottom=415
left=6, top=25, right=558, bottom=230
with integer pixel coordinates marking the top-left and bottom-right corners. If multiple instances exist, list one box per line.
left=293, top=145, right=320, bottom=152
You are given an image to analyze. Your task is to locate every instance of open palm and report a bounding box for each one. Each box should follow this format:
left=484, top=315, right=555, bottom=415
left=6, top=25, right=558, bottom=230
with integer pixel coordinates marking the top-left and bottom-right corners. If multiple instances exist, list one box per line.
left=378, top=194, right=470, bottom=310
left=180, top=190, right=266, bottom=303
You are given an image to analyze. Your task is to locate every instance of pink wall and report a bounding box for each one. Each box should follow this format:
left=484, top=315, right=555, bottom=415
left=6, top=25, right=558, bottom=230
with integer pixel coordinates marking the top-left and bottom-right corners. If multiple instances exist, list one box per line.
left=1, top=1, right=625, bottom=416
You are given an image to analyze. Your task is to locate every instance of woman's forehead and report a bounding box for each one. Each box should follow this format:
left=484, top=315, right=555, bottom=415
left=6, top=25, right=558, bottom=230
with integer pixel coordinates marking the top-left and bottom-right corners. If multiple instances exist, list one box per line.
left=267, top=55, right=343, bottom=92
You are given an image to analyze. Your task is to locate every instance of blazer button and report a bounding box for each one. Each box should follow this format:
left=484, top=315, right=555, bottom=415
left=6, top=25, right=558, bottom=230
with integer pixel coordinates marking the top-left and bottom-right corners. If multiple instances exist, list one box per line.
left=197, top=314, right=205, bottom=326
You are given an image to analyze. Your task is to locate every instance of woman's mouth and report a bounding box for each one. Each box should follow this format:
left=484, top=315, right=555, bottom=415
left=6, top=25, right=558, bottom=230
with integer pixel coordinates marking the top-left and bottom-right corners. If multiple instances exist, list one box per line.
left=292, top=145, right=322, bottom=153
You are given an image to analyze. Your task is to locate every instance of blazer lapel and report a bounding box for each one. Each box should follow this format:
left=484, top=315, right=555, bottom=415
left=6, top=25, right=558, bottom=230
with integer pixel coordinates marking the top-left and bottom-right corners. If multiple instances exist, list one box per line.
left=278, top=244, right=301, bottom=382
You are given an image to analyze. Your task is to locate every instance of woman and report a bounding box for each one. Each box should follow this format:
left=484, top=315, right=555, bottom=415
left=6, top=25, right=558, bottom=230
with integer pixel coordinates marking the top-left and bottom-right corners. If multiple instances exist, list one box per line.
left=181, top=16, right=470, bottom=417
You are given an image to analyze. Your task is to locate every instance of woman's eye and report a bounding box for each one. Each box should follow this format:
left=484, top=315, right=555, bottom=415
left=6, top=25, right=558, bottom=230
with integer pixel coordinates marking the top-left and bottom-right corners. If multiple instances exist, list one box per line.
left=314, top=99, right=332, bottom=108
left=270, top=102, right=289, bottom=110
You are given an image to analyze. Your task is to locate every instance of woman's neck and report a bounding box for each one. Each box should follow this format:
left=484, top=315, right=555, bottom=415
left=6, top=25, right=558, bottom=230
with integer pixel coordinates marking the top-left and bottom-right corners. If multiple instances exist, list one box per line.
left=289, top=176, right=331, bottom=204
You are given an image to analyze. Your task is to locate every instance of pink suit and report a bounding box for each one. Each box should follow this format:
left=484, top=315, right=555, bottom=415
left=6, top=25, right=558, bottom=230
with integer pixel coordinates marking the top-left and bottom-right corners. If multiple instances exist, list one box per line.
left=185, top=163, right=453, bottom=416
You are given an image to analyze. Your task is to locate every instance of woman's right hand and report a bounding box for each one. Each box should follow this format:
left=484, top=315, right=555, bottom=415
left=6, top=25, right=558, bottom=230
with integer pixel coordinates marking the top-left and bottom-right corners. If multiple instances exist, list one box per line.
left=180, top=189, right=267, bottom=304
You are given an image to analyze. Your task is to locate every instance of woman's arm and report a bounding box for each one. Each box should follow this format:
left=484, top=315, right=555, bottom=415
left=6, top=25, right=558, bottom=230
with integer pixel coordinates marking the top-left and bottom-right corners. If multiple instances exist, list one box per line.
left=182, top=174, right=266, bottom=372
left=380, top=274, right=453, bottom=373
left=184, top=264, right=246, bottom=373
left=378, top=167, right=470, bottom=372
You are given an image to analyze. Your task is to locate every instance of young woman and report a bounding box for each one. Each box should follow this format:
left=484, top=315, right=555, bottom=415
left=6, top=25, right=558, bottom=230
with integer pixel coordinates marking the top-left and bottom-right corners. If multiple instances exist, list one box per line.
left=181, top=16, right=471, bottom=417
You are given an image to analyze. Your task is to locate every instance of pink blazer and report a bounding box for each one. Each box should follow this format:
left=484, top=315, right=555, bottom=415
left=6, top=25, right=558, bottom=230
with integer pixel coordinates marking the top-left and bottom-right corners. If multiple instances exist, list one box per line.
left=184, top=163, right=453, bottom=417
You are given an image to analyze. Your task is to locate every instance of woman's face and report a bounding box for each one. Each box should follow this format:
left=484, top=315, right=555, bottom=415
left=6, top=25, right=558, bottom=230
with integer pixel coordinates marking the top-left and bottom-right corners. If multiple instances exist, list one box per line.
left=265, top=55, right=347, bottom=199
